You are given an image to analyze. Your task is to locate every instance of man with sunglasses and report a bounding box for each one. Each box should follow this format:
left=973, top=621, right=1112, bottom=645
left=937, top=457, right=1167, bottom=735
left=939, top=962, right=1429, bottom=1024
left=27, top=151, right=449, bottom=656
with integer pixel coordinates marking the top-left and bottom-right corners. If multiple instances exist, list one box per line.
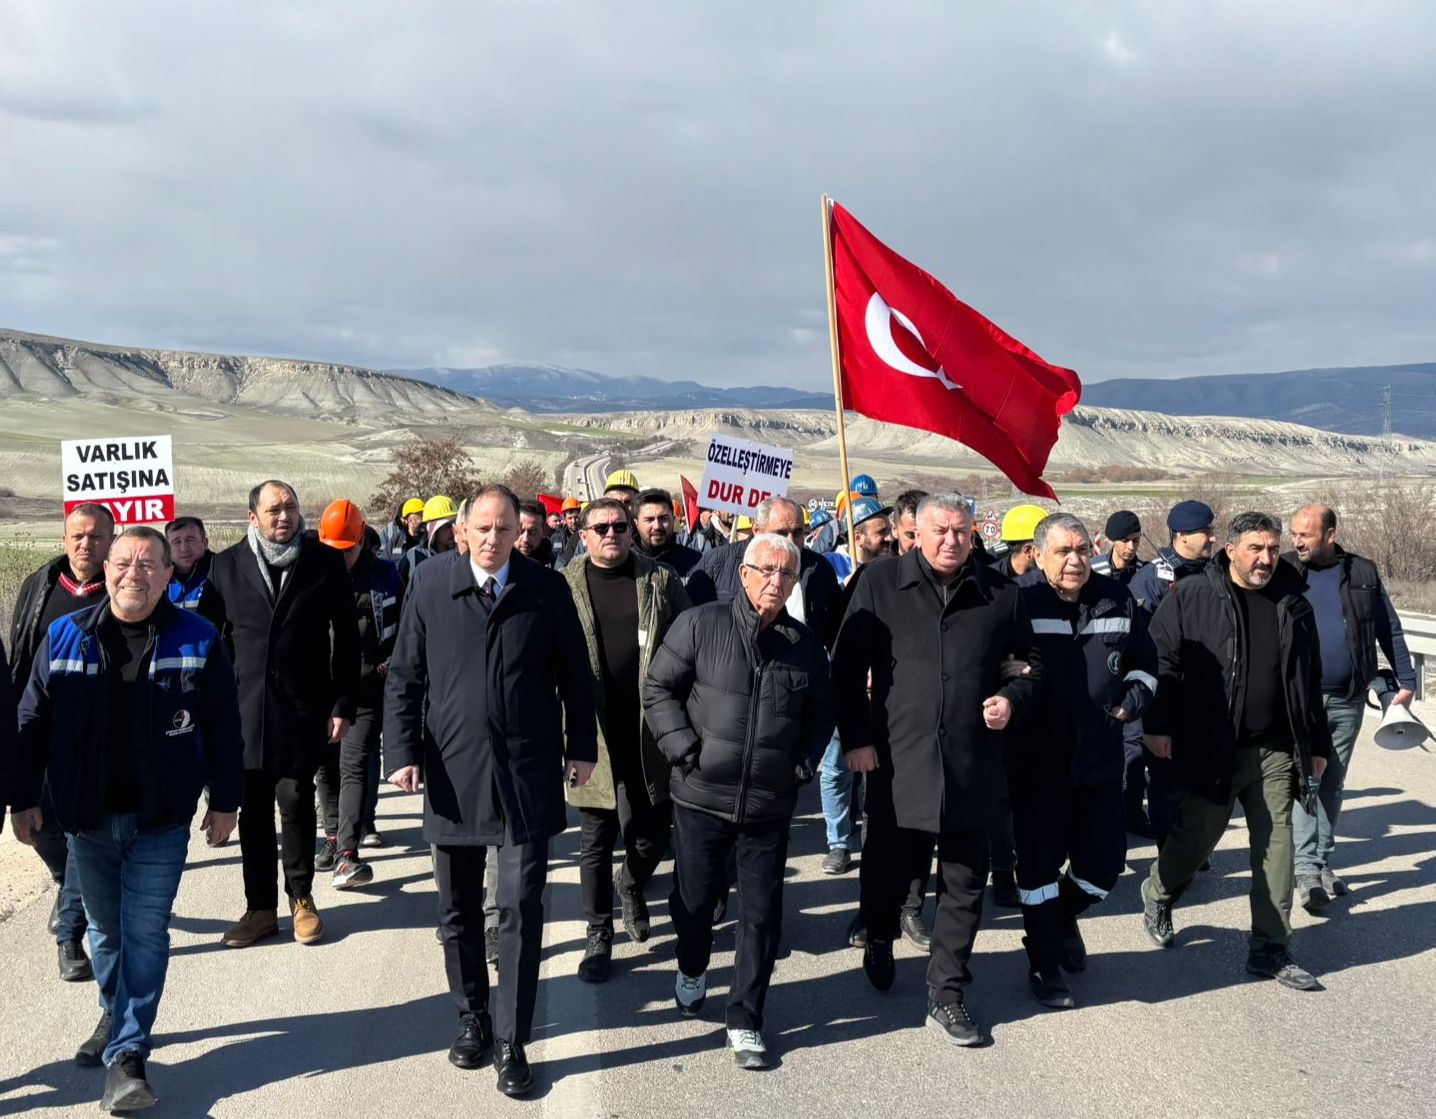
left=563, top=498, right=691, bottom=982
left=686, top=495, right=842, bottom=646
left=645, top=533, right=833, bottom=1070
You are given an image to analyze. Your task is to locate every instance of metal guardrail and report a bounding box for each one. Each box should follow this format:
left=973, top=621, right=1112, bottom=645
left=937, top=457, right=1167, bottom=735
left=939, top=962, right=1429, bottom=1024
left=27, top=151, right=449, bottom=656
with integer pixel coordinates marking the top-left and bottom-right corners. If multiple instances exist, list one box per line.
left=1396, top=612, right=1436, bottom=702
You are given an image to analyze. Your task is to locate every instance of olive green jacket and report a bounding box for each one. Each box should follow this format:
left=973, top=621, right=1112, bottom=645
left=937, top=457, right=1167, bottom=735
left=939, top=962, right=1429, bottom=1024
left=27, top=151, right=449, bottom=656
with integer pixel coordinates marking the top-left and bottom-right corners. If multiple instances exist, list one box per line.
left=563, top=553, right=692, bottom=810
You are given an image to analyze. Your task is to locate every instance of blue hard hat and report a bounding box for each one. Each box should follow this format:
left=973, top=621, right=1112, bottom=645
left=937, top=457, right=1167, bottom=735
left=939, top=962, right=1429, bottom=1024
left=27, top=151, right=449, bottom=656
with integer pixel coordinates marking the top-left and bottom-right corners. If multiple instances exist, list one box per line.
left=810, top=509, right=833, bottom=526
left=848, top=496, right=893, bottom=528
left=849, top=474, right=878, bottom=496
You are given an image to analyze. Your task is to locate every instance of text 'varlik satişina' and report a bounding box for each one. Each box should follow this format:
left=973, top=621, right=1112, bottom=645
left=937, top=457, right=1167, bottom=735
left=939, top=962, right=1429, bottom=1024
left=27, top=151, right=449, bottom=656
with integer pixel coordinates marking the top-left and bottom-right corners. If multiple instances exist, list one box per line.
left=60, top=435, right=177, bottom=525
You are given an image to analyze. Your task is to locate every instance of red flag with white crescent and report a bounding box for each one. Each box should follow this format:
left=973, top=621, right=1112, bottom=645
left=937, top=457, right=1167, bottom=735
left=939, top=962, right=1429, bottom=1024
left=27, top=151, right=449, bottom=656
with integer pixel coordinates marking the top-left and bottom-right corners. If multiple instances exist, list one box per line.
left=829, top=201, right=1080, bottom=499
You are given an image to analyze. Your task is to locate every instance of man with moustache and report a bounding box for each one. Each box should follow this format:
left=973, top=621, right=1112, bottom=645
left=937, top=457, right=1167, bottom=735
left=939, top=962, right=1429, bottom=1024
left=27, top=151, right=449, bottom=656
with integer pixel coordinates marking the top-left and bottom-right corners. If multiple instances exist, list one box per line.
left=1140, top=512, right=1331, bottom=990
left=9, top=502, right=117, bottom=982
left=163, top=516, right=225, bottom=627
left=386, top=485, right=597, bottom=1097
left=208, top=480, right=360, bottom=948
left=632, top=488, right=701, bottom=578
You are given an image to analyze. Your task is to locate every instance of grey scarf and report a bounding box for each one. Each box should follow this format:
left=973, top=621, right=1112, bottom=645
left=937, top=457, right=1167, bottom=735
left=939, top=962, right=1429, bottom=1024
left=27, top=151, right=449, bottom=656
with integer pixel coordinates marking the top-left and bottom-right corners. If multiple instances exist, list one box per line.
left=247, top=519, right=305, bottom=597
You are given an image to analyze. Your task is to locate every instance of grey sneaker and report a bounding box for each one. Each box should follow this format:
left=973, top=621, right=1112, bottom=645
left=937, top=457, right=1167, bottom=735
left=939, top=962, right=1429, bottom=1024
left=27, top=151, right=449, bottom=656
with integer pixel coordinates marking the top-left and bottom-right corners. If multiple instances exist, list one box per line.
left=1320, top=868, right=1348, bottom=897
left=821, top=848, right=852, bottom=875
left=728, top=1028, right=770, bottom=1070
left=1246, top=947, right=1320, bottom=991
left=675, top=969, right=707, bottom=1016
left=1141, top=878, right=1175, bottom=948
left=1296, top=873, right=1330, bottom=914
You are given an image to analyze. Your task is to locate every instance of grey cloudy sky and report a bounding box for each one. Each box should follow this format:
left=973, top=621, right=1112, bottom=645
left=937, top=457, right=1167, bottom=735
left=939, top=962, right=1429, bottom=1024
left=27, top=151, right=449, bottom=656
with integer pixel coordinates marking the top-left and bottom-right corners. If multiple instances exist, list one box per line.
left=2, top=1, right=1433, bottom=390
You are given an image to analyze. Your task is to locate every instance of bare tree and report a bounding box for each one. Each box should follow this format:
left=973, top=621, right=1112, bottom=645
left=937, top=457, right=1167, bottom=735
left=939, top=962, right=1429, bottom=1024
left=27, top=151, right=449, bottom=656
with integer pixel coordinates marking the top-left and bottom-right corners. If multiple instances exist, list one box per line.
left=501, top=458, right=549, bottom=502
left=370, top=438, right=481, bottom=517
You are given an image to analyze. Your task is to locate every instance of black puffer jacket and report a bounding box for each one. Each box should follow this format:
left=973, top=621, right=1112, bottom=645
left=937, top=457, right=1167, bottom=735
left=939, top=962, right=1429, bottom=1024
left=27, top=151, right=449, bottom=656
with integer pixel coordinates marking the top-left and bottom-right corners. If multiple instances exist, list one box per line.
left=642, top=595, right=834, bottom=825
left=1144, top=554, right=1332, bottom=805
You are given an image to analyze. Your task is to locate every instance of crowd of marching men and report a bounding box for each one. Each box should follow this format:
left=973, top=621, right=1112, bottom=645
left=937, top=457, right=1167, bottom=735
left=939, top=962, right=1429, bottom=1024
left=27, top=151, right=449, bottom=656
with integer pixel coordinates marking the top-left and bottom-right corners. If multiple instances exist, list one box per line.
left=0, top=469, right=1420, bottom=1109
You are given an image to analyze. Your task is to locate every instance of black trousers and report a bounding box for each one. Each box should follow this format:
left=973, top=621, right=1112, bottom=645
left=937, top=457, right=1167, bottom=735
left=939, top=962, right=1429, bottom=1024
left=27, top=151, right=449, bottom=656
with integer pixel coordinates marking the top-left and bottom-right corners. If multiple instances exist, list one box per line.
left=989, top=768, right=1015, bottom=874
left=670, top=805, right=789, bottom=1031
left=578, top=779, right=671, bottom=934
left=861, top=811, right=988, bottom=1001
left=1010, top=772, right=1126, bottom=971
left=317, top=706, right=383, bottom=844
left=433, top=839, right=548, bottom=1044
left=240, top=767, right=317, bottom=910
left=1122, top=722, right=1147, bottom=820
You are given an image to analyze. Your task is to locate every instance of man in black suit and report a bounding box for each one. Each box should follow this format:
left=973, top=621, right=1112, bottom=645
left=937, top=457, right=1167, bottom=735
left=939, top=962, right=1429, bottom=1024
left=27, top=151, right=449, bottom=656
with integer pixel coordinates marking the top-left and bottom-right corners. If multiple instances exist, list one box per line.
left=207, top=480, right=360, bottom=949
left=385, top=484, right=597, bottom=1099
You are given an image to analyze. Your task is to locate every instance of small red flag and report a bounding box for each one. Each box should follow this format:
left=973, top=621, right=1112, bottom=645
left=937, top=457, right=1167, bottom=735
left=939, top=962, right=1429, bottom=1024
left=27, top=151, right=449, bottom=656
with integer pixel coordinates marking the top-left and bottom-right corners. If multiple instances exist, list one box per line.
left=536, top=493, right=564, bottom=516
left=830, top=202, right=1080, bottom=499
left=680, top=476, right=701, bottom=531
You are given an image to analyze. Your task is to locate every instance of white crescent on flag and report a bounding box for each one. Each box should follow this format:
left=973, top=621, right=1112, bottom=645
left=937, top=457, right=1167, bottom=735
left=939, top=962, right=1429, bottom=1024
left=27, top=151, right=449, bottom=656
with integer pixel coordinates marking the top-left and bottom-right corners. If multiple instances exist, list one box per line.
left=863, top=292, right=961, bottom=392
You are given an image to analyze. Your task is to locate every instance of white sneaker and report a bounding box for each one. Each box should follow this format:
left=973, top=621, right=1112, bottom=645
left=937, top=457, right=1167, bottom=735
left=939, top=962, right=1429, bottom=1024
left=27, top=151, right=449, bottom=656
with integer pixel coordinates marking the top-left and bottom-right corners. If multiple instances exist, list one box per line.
left=674, top=970, right=707, bottom=1016
left=728, top=1028, right=770, bottom=1070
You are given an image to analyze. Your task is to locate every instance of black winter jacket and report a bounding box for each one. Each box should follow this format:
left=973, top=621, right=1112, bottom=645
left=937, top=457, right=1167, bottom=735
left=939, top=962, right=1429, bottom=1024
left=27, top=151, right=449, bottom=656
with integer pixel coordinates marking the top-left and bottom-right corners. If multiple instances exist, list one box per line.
left=384, top=552, right=598, bottom=846
left=686, top=539, right=843, bottom=647
left=831, top=551, right=1042, bottom=832
left=207, top=536, right=361, bottom=772
left=8, top=555, right=99, bottom=692
left=643, top=595, right=834, bottom=825
left=1014, top=574, right=1157, bottom=786
left=1283, top=545, right=1418, bottom=700
left=1144, top=554, right=1332, bottom=804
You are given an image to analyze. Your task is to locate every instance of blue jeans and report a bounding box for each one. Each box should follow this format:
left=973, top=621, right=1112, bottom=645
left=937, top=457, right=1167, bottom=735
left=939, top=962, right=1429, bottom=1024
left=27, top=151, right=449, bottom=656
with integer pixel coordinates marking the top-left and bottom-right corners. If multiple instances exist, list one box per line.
left=70, top=816, right=189, bottom=1065
left=819, top=736, right=855, bottom=851
left=1293, top=694, right=1364, bottom=875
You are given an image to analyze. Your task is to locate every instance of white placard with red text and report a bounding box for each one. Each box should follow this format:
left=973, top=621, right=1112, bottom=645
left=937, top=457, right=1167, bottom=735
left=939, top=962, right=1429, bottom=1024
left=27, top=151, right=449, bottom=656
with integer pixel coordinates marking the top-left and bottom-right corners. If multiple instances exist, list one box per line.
left=61, top=435, right=175, bottom=525
left=698, top=434, right=794, bottom=517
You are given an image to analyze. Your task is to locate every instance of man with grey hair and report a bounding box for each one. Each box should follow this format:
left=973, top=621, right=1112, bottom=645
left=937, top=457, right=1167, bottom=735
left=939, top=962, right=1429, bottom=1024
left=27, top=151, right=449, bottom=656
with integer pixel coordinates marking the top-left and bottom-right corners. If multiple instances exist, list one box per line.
left=686, top=495, right=842, bottom=644
left=833, top=492, right=1041, bottom=1047
left=644, top=532, right=834, bottom=1070
left=1004, top=513, right=1156, bottom=1008
left=1141, top=512, right=1331, bottom=990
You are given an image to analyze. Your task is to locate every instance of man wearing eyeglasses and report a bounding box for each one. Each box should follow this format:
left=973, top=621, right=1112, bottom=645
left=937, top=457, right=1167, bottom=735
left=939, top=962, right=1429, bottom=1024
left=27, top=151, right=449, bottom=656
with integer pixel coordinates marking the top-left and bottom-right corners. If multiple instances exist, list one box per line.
left=563, top=497, right=691, bottom=982
left=686, top=495, right=842, bottom=645
left=11, top=527, right=244, bottom=1111
left=644, top=532, right=834, bottom=1070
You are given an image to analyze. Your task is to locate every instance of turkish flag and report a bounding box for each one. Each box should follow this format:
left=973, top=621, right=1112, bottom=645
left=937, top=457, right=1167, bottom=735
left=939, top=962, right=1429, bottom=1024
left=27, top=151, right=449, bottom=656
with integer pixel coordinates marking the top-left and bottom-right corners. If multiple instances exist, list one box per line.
left=679, top=475, right=701, bottom=531
left=830, top=202, right=1080, bottom=499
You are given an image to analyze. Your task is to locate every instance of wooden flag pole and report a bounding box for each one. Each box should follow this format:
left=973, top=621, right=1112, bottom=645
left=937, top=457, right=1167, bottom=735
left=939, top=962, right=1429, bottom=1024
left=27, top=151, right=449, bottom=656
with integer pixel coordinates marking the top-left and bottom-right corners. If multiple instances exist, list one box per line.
left=821, top=194, right=859, bottom=560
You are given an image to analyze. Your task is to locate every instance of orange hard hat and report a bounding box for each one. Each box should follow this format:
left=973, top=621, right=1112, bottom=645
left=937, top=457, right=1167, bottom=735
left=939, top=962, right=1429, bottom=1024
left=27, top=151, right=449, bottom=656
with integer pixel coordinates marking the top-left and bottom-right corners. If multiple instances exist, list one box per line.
left=561, top=496, right=582, bottom=512
left=319, top=498, right=366, bottom=549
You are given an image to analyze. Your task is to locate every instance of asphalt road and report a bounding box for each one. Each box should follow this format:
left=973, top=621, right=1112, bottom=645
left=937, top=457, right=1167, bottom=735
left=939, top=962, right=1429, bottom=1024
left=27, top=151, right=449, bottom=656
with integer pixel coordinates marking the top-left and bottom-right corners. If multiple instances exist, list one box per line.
left=1, top=702, right=1433, bottom=1118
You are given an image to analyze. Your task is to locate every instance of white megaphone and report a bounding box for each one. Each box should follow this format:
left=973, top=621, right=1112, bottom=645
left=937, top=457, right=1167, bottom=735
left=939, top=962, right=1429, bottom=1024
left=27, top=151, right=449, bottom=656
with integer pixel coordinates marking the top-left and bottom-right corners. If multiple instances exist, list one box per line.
left=1369, top=670, right=1430, bottom=750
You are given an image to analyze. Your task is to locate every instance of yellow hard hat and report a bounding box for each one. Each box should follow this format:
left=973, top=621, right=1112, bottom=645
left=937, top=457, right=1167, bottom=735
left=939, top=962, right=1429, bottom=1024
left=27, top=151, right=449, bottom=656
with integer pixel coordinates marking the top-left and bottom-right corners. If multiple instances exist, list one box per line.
left=422, top=495, right=457, bottom=523
left=734, top=515, right=754, bottom=532
left=604, top=469, right=640, bottom=492
left=1001, top=504, right=1047, bottom=543
left=400, top=498, right=425, bottom=517
left=834, top=489, right=864, bottom=513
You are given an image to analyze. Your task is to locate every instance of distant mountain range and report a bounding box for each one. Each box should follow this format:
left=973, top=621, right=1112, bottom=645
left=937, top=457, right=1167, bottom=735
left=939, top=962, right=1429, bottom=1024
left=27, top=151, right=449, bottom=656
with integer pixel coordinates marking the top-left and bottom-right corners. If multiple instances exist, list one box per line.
left=392, top=364, right=834, bottom=413
left=1083, top=362, right=1436, bottom=440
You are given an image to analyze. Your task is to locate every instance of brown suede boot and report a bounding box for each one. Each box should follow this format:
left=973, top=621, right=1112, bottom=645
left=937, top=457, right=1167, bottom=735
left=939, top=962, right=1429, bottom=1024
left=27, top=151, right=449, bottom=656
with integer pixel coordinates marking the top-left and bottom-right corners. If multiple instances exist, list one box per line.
left=222, top=909, right=279, bottom=948
left=290, top=895, right=324, bottom=945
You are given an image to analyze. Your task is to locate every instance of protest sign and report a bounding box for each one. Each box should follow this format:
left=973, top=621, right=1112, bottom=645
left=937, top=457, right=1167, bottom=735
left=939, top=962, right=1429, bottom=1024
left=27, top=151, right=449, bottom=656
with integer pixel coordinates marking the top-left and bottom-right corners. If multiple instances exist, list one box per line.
left=61, top=435, right=175, bottom=525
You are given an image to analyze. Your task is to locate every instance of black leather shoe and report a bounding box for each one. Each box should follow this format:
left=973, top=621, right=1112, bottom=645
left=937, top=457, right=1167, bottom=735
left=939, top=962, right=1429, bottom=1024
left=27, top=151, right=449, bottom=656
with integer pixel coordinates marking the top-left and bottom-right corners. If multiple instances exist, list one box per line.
left=58, top=939, right=93, bottom=982
left=101, top=1052, right=155, bottom=1112
left=845, top=913, right=868, bottom=949
left=494, top=1040, right=534, bottom=1097
left=899, top=909, right=932, bottom=951
left=1029, top=967, right=1076, bottom=1009
left=614, top=866, right=651, bottom=943
left=991, top=870, right=1020, bottom=908
left=484, top=926, right=499, bottom=965
left=577, top=929, right=613, bottom=983
left=1140, top=879, right=1175, bottom=948
left=863, top=938, right=895, bottom=991
left=47, top=894, right=62, bottom=937
left=448, top=1012, right=494, bottom=1069
left=75, top=1010, right=112, bottom=1067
